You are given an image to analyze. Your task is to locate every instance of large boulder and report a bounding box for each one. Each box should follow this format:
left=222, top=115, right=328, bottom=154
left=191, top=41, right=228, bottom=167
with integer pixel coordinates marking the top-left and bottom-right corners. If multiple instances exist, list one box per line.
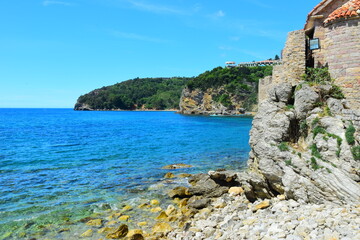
left=294, top=84, right=320, bottom=119
left=268, top=83, right=293, bottom=103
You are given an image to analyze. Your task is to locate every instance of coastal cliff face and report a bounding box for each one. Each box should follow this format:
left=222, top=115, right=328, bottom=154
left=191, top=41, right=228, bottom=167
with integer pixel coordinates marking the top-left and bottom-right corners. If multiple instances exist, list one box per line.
left=179, top=85, right=256, bottom=115
left=244, top=82, right=360, bottom=204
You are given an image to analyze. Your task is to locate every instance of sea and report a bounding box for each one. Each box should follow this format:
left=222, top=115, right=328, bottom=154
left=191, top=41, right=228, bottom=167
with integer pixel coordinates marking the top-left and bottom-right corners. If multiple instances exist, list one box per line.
left=0, top=109, right=252, bottom=239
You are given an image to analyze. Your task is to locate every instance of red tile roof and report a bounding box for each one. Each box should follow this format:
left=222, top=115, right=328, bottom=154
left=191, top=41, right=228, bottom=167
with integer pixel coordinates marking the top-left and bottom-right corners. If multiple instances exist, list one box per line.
left=325, top=0, right=360, bottom=23
left=308, top=0, right=335, bottom=16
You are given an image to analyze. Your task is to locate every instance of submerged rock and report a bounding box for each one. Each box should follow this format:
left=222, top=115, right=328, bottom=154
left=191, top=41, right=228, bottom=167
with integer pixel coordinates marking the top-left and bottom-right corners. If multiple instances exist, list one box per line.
left=163, top=172, right=175, bottom=178
left=168, top=186, right=190, bottom=198
left=162, top=164, right=193, bottom=169
left=80, top=229, right=93, bottom=238
left=106, top=224, right=128, bottom=239
left=86, top=219, right=102, bottom=227
left=152, top=222, right=173, bottom=234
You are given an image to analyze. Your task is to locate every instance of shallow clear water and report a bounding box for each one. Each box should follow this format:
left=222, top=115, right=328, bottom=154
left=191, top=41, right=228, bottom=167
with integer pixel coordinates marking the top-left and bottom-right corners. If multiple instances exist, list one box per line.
left=0, top=109, right=252, bottom=239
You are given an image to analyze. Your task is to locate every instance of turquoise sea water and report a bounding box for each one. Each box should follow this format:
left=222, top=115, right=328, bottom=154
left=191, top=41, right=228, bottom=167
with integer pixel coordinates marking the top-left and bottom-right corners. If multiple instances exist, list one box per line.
left=0, top=109, right=252, bottom=239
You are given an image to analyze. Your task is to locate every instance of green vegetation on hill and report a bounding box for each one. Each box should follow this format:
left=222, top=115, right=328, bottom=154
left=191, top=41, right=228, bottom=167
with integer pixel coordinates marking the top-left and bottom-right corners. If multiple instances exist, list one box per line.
left=186, top=66, right=273, bottom=110
left=75, top=77, right=192, bottom=110
left=187, top=66, right=273, bottom=91
left=75, top=65, right=273, bottom=111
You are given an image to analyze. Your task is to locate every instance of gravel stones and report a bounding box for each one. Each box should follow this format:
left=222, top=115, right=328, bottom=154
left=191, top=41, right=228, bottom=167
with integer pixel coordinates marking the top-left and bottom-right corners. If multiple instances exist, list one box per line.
left=167, top=195, right=360, bottom=240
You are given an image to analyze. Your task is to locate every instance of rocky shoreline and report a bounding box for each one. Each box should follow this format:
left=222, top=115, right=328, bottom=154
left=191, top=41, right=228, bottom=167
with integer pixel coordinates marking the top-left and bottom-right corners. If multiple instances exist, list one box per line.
left=168, top=188, right=360, bottom=240
left=70, top=82, right=360, bottom=240
left=70, top=169, right=359, bottom=240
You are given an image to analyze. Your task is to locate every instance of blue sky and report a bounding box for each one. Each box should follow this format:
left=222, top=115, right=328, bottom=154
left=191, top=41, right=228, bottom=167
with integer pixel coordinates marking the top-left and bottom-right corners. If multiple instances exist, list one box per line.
left=0, top=0, right=320, bottom=108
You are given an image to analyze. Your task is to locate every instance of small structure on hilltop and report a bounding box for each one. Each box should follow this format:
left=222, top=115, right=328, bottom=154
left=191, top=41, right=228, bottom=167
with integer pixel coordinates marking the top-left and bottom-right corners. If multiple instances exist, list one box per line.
left=225, top=61, right=236, bottom=68
left=259, top=0, right=360, bottom=109
left=237, top=60, right=282, bottom=67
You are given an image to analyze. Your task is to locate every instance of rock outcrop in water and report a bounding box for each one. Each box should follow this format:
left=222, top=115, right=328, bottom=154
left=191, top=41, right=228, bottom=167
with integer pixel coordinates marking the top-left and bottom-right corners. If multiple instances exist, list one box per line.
left=243, top=82, right=360, bottom=204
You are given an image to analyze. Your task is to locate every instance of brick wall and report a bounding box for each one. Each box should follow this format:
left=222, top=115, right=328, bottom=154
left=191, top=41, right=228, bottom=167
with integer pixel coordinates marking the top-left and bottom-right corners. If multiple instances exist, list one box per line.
left=324, top=18, right=360, bottom=109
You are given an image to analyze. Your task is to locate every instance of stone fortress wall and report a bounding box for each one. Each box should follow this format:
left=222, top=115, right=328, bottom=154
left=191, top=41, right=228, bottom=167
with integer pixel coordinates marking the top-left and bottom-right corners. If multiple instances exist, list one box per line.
left=258, top=30, right=306, bottom=103
left=323, top=18, right=360, bottom=109
left=259, top=6, right=359, bottom=110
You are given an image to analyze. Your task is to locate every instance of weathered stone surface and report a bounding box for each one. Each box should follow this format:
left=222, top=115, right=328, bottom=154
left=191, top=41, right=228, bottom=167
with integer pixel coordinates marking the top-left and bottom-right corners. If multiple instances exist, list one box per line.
left=168, top=186, right=190, bottom=198
left=86, top=219, right=103, bottom=227
left=165, top=205, right=176, bottom=216
left=268, top=83, right=293, bottom=103
left=228, top=187, right=244, bottom=196
left=188, top=198, right=210, bottom=209
left=179, top=86, right=254, bottom=115
left=247, top=83, right=360, bottom=204
left=128, top=233, right=144, bottom=240
left=118, top=215, right=130, bottom=221
left=150, top=199, right=160, bottom=205
left=80, top=229, right=93, bottom=238
left=177, top=173, right=192, bottom=178
left=150, top=207, right=162, bottom=213
left=294, top=84, right=320, bottom=119
left=167, top=195, right=360, bottom=240
left=253, top=200, right=270, bottom=211
left=152, top=222, right=173, bottom=233
left=106, top=224, right=128, bottom=239
left=187, top=173, right=229, bottom=198
left=155, top=211, right=168, bottom=220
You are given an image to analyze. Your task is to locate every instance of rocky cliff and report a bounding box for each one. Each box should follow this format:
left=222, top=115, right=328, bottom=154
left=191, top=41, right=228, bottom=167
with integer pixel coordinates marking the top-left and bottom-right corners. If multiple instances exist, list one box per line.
left=240, top=82, right=360, bottom=204
left=178, top=66, right=273, bottom=115
left=179, top=86, right=256, bottom=115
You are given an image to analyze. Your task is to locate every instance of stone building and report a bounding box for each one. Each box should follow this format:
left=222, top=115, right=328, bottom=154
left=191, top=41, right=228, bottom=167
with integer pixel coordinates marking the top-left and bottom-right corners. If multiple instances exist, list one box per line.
left=259, top=0, right=360, bottom=109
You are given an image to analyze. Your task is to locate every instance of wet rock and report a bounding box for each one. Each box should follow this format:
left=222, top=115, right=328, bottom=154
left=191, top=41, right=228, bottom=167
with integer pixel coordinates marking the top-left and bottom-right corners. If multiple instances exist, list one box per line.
left=168, top=186, right=190, bottom=198
left=98, top=227, right=113, bottom=234
left=122, top=205, right=132, bottom=211
left=150, top=207, right=162, bottom=213
left=163, top=172, right=175, bottom=179
left=152, top=222, right=173, bottom=234
left=137, top=222, right=147, bottom=227
left=128, top=233, right=144, bottom=240
left=86, top=219, right=103, bottom=227
left=106, top=224, right=128, bottom=239
left=177, top=173, right=192, bottom=178
left=138, top=203, right=150, bottom=209
left=126, top=229, right=143, bottom=238
left=165, top=205, right=177, bottom=216
left=150, top=199, right=160, bottom=205
left=118, top=215, right=130, bottom=221
left=162, top=164, right=193, bottom=169
left=107, top=221, right=117, bottom=226
left=80, top=229, right=93, bottom=238
left=155, top=211, right=168, bottom=220
left=210, top=170, right=239, bottom=183
left=178, top=198, right=188, bottom=208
